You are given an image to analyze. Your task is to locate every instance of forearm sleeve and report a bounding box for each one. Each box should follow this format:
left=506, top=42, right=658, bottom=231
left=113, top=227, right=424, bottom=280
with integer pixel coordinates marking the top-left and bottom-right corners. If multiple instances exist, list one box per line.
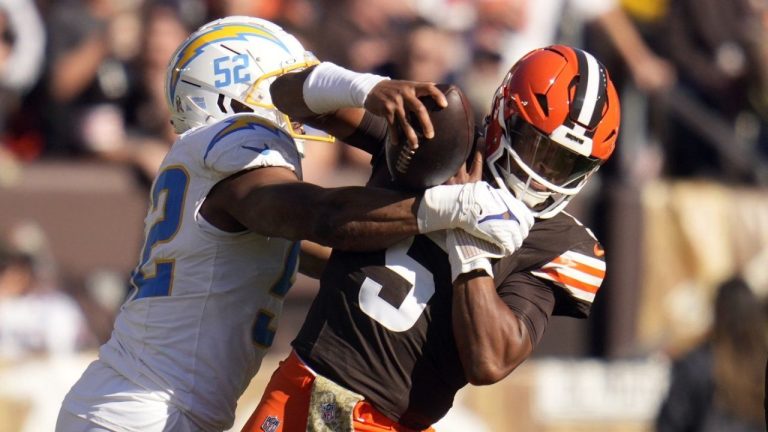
left=341, top=111, right=389, bottom=157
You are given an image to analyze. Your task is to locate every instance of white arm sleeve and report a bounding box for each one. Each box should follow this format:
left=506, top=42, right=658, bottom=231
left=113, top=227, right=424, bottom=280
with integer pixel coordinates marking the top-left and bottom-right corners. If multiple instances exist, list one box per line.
left=302, top=62, right=389, bottom=114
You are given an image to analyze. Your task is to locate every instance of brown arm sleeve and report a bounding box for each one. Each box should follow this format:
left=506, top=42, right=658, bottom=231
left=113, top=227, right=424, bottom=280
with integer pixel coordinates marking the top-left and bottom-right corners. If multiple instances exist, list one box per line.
left=495, top=270, right=557, bottom=345
left=452, top=272, right=536, bottom=386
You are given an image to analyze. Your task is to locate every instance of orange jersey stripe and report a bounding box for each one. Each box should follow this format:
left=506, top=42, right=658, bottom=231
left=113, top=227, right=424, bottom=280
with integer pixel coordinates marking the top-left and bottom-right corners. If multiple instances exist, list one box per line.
left=552, top=256, right=606, bottom=279
left=541, top=268, right=600, bottom=294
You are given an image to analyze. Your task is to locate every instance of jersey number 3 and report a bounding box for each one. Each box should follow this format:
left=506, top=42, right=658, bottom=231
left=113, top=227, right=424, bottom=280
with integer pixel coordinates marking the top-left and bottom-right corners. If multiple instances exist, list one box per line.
left=358, top=238, right=436, bottom=332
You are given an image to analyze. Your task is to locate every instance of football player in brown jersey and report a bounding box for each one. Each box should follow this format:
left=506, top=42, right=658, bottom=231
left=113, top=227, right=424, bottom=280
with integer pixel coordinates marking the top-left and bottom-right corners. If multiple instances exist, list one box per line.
left=242, top=45, right=620, bottom=432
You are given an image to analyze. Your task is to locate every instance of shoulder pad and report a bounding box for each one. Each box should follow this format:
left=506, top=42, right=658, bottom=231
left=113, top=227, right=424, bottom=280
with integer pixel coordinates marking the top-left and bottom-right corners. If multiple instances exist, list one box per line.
left=202, top=115, right=302, bottom=179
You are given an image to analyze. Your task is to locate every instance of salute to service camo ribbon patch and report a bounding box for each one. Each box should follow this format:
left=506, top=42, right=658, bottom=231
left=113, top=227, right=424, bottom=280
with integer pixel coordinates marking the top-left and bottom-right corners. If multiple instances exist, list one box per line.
left=307, top=375, right=364, bottom=432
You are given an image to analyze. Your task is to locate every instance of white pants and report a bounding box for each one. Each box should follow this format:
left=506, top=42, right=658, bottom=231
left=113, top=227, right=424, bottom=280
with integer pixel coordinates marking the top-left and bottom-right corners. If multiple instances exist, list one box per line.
left=55, top=409, right=200, bottom=432
left=56, top=360, right=204, bottom=432
left=55, top=411, right=125, bottom=432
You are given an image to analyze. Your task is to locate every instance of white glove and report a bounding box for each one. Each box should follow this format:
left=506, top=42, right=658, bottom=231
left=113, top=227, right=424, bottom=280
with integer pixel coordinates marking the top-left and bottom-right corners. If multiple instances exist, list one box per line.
left=417, top=181, right=534, bottom=255
left=446, top=228, right=505, bottom=282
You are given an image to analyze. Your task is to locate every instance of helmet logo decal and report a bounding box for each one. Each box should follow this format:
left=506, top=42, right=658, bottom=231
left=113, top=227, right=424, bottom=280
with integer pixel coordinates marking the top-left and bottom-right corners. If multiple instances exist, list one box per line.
left=204, top=115, right=290, bottom=162
left=191, top=96, right=206, bottom=109
left=168, top=24, right=290, bottom=106
left=565, top=132, right=585, bottom=145
left=551, top=124, right=593, bottom=156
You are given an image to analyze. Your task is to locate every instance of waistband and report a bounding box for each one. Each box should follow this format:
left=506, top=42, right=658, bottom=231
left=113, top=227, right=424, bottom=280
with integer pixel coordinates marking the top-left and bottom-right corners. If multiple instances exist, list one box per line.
left=280, top=351, right=434, bottom=432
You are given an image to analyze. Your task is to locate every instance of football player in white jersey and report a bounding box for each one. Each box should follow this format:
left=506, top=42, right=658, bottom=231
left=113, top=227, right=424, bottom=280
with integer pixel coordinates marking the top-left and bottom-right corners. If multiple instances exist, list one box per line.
left=55, top=17, right=528, bottom=432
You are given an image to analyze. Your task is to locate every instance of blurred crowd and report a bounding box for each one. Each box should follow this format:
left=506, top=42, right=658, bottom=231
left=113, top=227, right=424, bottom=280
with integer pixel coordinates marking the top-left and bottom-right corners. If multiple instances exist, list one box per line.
left=1, top=0, right=767, bottom=186
left=0, top=222, right=94, bottom=360
left=0, top=0, right=767, bottom=429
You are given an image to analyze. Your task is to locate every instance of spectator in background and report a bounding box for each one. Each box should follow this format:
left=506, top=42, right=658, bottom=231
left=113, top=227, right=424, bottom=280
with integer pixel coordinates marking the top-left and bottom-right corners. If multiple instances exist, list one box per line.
left=43, top=0, right=132, bottom=156
left=0, top=0, right=45, bottom=131
left=0, top=246, right=93, bottom=360
left=453, top=0, right=674, bottom=160
left=97, top=2, right=192, bottom=185
left=311, top=0, right=415, bottom=72
left=661, top=0, right=768, bottom=181
left=493, top=0, right=674, bottom=93
left=40, top=1, right=192, bottom=184
left=656, top=277, right=766, bottom=432
left=374, top=20, right=464, bottom=84
left=206, top=0, right=317, bottom=40
left=351, top=20, right=466, bottom=171
left=0, top=0, right=44, bottom=168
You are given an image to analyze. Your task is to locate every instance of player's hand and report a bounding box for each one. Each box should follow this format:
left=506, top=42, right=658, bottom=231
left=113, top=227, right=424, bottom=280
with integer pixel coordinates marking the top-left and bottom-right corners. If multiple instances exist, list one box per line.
left=418, top=180, right=533, bottom=255
left=365, top=80, right=448, bottom=149
left=457, top=182, right=534, bottom=256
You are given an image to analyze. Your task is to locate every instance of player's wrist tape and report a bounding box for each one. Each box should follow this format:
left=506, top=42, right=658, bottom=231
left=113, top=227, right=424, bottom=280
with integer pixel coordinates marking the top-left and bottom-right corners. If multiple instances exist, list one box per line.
left=447, top=229, right=494, bottom=282
left=302, top=62, right=389, bottom=114
left=452, top=258, right=493, bottom=282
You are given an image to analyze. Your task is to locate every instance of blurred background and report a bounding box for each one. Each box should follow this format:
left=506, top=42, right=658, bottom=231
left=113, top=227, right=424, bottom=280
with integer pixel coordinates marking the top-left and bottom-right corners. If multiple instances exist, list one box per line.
left=0, top=0, right=767, bottom=431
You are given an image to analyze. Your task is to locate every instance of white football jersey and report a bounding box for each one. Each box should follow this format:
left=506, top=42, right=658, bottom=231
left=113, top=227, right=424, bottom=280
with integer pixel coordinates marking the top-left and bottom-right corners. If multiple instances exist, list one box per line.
left=95, top=114, right=302, bottom=430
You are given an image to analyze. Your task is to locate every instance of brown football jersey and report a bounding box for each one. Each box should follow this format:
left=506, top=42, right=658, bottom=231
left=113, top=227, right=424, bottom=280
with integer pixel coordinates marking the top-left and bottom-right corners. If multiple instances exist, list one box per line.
left=293, top=215, right=604, bottom=429
left=293, top=116, right=606, bottom=428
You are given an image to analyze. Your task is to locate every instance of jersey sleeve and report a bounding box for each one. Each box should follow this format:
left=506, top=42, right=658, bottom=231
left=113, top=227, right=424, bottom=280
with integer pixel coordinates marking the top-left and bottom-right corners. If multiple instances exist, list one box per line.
left=496, top=271, right=557, bottom=346
left=529, top=239, right=606, bottom=318
left=202, top=115, right=303, bottom=179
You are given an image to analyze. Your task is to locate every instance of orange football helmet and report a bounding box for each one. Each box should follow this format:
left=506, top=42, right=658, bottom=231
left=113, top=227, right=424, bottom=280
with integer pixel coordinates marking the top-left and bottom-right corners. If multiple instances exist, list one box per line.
left=485, top=45, right=620, bottom=218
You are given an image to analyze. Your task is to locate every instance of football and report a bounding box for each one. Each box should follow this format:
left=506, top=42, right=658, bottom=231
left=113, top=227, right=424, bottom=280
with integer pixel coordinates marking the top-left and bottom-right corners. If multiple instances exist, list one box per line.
left=385, top=84, right=475, bottom=190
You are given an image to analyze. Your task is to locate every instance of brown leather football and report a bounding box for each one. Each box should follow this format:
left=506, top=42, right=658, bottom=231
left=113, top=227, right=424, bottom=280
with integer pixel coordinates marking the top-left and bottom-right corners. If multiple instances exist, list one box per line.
left=385, top=84, right=475, bottom=190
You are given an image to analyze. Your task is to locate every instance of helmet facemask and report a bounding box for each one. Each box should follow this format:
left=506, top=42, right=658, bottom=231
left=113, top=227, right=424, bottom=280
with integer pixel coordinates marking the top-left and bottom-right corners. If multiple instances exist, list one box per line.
left=486, top=112, right=602, bottom=219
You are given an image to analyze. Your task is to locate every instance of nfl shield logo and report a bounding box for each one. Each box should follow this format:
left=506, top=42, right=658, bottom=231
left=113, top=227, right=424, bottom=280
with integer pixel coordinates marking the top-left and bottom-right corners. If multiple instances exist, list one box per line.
left=321, top=402, right=336, bottom=423
left=260, top=416, right=280, bottom=432
left=191, top=96, right=206, bottom=109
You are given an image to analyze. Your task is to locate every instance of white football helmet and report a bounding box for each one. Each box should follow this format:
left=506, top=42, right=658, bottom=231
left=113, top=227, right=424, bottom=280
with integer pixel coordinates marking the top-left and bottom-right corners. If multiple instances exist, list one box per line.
left=165, top=16, right=331, bottom=143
